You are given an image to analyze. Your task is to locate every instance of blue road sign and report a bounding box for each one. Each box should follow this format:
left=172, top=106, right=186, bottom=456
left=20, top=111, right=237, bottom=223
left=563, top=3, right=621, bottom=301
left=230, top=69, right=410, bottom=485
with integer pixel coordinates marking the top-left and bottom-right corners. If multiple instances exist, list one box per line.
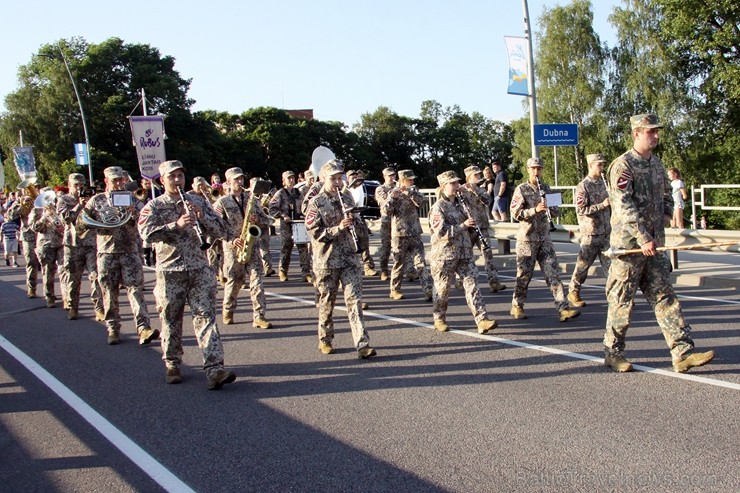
left=534, top=123, right=579, bottom=146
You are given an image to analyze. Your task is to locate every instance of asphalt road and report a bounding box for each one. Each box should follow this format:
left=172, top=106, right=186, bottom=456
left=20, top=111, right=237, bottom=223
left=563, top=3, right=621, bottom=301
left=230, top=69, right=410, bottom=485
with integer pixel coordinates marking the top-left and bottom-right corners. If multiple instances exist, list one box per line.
left=0, top=250, right=738, bottom=493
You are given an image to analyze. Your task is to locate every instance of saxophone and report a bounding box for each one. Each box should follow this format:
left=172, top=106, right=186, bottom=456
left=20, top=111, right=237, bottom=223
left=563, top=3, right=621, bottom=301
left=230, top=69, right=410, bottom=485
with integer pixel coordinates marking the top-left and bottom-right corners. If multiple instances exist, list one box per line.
left=237, top=179, right=273, bottom=263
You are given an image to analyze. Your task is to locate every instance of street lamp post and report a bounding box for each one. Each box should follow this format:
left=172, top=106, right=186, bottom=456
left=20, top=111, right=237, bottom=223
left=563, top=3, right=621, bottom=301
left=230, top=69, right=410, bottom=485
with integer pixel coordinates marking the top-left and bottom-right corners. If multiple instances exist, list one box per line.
left=41, top=46, right=94, bottom=185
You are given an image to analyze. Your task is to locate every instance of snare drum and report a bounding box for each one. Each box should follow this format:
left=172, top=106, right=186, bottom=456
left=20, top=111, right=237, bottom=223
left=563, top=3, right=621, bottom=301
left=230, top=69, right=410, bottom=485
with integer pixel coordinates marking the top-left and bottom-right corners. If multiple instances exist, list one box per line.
left=291, top=220, right=309, bottom=244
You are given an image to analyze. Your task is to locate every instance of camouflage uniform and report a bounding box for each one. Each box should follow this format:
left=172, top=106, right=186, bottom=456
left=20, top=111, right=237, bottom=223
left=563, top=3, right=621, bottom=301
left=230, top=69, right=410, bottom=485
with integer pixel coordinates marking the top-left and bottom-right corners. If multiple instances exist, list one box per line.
left=374, top=180, right=395, bottom=277
left=269, top=186, right=311, bottom=279
left=8, top=200, right=40, bottom=295
left=29, top=205, right=64, bottom=303
left=569, top=174, right=611, bottom=294
left=458, top=184, right=503, bottom=286
left=213, top=189, right=270, bottom=322
left=604, top=148, right=694, bottom=360
left=82, top=190, right=151, bottom=338
left=510, top=179, right=569, bottom=312
left=138, top=187, right=232, bottom=379
left=382, top=184, right=432, bottom=296
left=305, top=186, right=371, bottom=351
left=58, top=192, right=102, bottom=313
left=428, top=176, right=491, bottom=326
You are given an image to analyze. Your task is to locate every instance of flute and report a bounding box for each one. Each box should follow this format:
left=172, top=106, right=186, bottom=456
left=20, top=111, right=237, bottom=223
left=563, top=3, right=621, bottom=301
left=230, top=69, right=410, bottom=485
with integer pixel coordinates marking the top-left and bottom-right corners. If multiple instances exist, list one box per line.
left=176, top=186, right=211, bottom=251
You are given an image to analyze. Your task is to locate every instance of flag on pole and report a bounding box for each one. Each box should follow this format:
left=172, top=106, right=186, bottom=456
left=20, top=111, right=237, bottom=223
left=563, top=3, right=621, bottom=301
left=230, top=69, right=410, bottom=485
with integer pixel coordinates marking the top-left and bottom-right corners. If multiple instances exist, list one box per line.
left=504, top=36, right=529, bottom=96
left=74, top=143, right=89, bottom=165
left=12, top=146, right=37, bottom=180
left=129, top=115, right=167, bottom=180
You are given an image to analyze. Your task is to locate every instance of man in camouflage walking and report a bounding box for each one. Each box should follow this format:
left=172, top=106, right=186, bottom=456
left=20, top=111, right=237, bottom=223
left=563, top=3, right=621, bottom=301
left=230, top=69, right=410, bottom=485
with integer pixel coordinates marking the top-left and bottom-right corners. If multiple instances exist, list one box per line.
left=603, top=114, right=714, bottom=373
left=428, top=170, right=497, bottom=334
left=304, top=160, right=376, bottom=359
left=567, top=154, right=612, bottom=307
left=269, top=170, right=312, bottom=282
left=374, top=167, right=397, bottom=281
left=138, top=160, right=236, bottom=389
left=510, top=158, right=580, bottom=322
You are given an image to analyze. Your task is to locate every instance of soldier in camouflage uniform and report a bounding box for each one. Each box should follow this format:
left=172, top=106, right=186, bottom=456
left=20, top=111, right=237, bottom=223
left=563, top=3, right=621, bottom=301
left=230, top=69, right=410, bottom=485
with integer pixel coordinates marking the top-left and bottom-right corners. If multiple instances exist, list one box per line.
left=304, top=160, right=377, bottom=359
left=510, top=158, right=580, bottom=322
left=567, top=154, right=612, bottom=308
left=382, top=169, right=432, bottom=301
left=189, top=176, right=224, bottom=282
left=138, top=160, right=236, bottom=389
left=29, top=190, right=65, bottom=308
left=460, top=165, right=506, bottom=292
left=374, top=167, right=397, bottom=281
left=8, top=187, right=40, bottom=298
left=269, top=170, right=312, bottom=282
left=428, top=171, right=497, bottom=334
left=57, top=173, right=103, bottom=321
left=602, top=114, right=714, bottom=373
left=82, top=166, right=155, bottom=346
left=213, top=168, right=272, bottom=329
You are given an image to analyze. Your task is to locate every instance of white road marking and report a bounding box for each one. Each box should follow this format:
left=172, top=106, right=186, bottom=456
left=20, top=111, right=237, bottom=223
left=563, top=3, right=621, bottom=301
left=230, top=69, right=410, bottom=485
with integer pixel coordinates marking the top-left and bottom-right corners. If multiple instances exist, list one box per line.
left=0, top=335, right=196, bottom=493
left=267, top=291, right=740, bottom=391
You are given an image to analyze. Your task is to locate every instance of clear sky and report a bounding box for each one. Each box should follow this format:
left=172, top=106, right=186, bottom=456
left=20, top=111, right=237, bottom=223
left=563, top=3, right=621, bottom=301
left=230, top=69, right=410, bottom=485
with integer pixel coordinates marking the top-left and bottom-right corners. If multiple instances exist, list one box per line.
left=2, top=0, right=619, bottom=128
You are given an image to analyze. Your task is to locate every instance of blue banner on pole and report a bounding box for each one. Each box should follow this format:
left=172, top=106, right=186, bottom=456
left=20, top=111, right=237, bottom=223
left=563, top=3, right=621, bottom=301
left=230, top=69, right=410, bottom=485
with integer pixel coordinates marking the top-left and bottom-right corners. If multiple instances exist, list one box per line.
left=533, top=123, right=579, bottom=146
left=74, top=143, right=89, bottom=165
left=504, top=36, right=529, bottom=96
left=12, top=146, right=37, bottom=179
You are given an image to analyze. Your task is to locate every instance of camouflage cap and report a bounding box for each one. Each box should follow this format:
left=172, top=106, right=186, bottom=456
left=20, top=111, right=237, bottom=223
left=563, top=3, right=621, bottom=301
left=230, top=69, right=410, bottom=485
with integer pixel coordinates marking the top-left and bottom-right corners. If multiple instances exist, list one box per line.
left=320, top=159, right=344, bottom=177
left=437, top=170, right=462, bottom=186
left=398, top=169, right=416, bottom=180
left=464, top=165, right=482, bottom=178
left=526, top=157, right=543, bottom=168
left=225, top=167, right=245, bottom=181
left=282, top=170, right=296, bottom=180
left=382, top=167, right=397, bottom=177
left=305, top=168, right=315, bottom=179
left=346, top=169, right=358, bottom=177
left=192, top=176, right=208, bottom=186
left=103, top=166, right=127, bottom=179
left=586, top=153, right=607, bottom=166
left=68, top=173, right=85, bottom=184
left=159, top=160, right=185, bottom=177
left=630, top=113, right=663, bottom=130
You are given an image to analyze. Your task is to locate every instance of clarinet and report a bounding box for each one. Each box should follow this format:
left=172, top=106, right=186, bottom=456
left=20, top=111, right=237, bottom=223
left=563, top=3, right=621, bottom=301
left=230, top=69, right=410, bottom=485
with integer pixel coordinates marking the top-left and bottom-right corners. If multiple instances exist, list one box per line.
left=176, top=186, right=211, bottom=250
left=456, top=191, right=491, bottom=251
left=336, top=189, right=362, bottom=254
left=534, top=176, right=557, bottom=232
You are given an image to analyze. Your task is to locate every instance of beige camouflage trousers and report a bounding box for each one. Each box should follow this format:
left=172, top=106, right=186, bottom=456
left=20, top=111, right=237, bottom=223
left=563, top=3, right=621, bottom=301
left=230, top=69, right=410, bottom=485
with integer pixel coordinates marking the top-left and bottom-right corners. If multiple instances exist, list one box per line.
left=22, top=240, right=39, bottom=292
left=315, top=266, right=370, bottom=350
left=512, top=240, right=568, bottom=311
left=378, top=217, right=391, bottom=274
left=279, top=226, right=311, bottom=276
left=568, top=234, right=611, bottom=293
left=222, top=244, right=266, bottom=320
left=36, top=245, right=64, bottom=301
left=64, top=245, right=102, bottom=312
left=390, top=236, right=432, bottom=294
left=97, top=253, right=151, bottom=334
left=604, top=254, right=694, bottom=360
left=155, top=268, right=226, bottom=377
left=431, top=257, right=487, bottom=323
left=471, top=228, right=501, bottom=284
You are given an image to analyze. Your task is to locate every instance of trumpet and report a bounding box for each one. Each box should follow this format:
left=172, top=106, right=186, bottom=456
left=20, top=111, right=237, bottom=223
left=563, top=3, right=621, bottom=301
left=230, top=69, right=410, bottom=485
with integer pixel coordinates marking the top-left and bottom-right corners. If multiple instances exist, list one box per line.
left=456, top=191, right=490, bottom=251
left=176, top=186, right=210, bottom=251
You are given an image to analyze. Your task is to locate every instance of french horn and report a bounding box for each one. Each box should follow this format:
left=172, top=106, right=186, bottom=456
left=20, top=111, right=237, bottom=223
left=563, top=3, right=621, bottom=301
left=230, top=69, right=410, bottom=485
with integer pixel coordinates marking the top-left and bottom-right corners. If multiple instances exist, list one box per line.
left=81, top=191, right=133, bottom=228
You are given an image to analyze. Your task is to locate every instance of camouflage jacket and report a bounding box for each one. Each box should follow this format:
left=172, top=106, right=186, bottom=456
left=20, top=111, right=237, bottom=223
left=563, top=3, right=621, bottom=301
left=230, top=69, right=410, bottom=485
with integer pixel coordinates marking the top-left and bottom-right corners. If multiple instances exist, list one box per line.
left=608, top=148, right=672, bottom=249
left=29, top=207, right=64, bottom=249
left=138, top=193, right=229, bottom=271
left=300, top=182, right=323, bottom=216
left=575, top=176, right=611, bottom=237
left=374, top=183, right=395, bottom=217
left=7, top=199, right=37, bottom=242
left=511, top=181, right=559, bottom=243
left=458, top=185, right=491, bottom=229
left=82, top=191, right=143, bottom=254
left=213, top=191, right=270, bottom=246
left=304, top=188, right=362, bottom=270
left=382, top=186, right=425, bottom=237
left=428, top=194, right=473, bottom=261
left=269, top=187, right=304, bottom=223
left=57, top=193, right=96, bottom=248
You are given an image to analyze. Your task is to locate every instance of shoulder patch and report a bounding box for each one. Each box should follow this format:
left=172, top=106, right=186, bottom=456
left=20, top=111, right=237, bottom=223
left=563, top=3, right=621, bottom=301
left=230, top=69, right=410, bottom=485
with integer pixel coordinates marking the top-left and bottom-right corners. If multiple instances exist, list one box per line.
left=616, top=169, right=632, bottom=190
left=305, top=208, right=319, bottom=228
left=576, top=189, right=587, bottom=207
